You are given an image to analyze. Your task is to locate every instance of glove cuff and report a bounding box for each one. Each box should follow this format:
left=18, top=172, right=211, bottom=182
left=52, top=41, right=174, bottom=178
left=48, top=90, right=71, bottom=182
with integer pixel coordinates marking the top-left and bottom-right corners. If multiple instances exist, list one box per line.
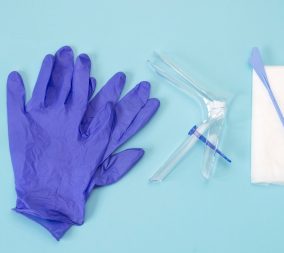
left=14, top=195, right=84, bottom=225
left=13, top=207, right=72, bottom=240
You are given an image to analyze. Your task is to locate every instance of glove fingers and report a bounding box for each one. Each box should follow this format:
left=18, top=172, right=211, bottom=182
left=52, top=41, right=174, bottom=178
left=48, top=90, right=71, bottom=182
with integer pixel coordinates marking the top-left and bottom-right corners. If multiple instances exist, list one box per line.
left=92, top=148, right=144, bottom=188
left=104, top=98, right=160, bottom=158
left=88, top=77, right=96, bottom=100
left=27, top=54, right=54, bottom=110
left=120, top=98, right=160, bottom=143
left=90, top=72, right=126, bottom=110
left=68, top=54, right=91, bottom=109
left=81, top=72, right=125, bottom=133
left=7, top=71, right=26, bottom=116
left=112, top=81, right=150, bottom=138
left=85, top=103, right=114, bottom=164
left=7, top=72, right=27, bottom=172
left=45, top=46, right=74, bottom=106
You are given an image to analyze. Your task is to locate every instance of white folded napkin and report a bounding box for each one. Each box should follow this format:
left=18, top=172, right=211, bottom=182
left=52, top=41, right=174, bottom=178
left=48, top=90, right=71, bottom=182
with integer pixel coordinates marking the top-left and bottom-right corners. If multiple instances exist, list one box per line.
left=251, top=66, right=284, bottom=184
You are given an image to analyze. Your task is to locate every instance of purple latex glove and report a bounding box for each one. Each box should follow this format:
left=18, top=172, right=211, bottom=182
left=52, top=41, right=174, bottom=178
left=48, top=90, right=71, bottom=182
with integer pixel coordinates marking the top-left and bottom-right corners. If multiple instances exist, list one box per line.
left=7, top=46, right=160, bottom=240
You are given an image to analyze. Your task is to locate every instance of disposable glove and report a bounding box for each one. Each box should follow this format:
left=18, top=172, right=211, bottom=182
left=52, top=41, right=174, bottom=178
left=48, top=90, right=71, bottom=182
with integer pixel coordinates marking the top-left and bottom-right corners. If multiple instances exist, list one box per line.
left=7, top=46, right=160, bottom=239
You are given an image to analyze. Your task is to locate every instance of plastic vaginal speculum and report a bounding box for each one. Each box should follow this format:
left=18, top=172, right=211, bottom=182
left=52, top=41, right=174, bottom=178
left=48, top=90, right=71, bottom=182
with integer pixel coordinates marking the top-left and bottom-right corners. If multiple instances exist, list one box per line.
left=148, top=52, right=230, bottom=182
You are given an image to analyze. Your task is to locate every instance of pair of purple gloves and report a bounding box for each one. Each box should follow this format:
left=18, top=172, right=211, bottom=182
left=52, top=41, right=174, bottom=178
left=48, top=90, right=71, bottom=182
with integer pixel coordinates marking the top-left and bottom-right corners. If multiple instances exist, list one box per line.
left=7, top=46, right=159, bottom=240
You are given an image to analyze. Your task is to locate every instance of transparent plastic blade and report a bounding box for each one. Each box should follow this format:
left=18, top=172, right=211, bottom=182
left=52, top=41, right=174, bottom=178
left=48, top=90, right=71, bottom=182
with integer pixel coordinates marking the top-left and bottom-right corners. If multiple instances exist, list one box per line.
left=149, top=122, right=210, bottom=182
left=202, top=118, right=225, bottom=179
left=147, top=60, right=197, bottom=99
left=153, top=52, right=214, bottom=101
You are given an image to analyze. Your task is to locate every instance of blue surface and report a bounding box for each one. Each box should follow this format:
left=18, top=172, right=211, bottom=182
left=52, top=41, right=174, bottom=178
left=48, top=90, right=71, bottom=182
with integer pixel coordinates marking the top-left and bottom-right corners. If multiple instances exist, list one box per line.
left=1, top=0, right=284, bottom=252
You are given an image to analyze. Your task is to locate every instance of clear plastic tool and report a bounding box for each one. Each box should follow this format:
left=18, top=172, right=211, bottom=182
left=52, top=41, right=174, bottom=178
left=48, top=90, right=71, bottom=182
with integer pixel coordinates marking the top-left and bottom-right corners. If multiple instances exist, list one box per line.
left=148, top=52, right=229, bottom=182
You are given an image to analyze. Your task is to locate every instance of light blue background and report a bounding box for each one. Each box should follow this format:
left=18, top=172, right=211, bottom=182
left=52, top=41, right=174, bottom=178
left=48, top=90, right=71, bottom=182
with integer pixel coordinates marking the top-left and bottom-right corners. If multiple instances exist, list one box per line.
left=1, top=0, right=284, bottom=252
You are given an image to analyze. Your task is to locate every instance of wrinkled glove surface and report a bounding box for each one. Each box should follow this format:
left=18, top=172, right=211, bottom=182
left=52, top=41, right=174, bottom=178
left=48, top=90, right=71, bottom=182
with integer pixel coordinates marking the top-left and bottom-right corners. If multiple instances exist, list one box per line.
left=7, top=46, right=160, bottom=240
